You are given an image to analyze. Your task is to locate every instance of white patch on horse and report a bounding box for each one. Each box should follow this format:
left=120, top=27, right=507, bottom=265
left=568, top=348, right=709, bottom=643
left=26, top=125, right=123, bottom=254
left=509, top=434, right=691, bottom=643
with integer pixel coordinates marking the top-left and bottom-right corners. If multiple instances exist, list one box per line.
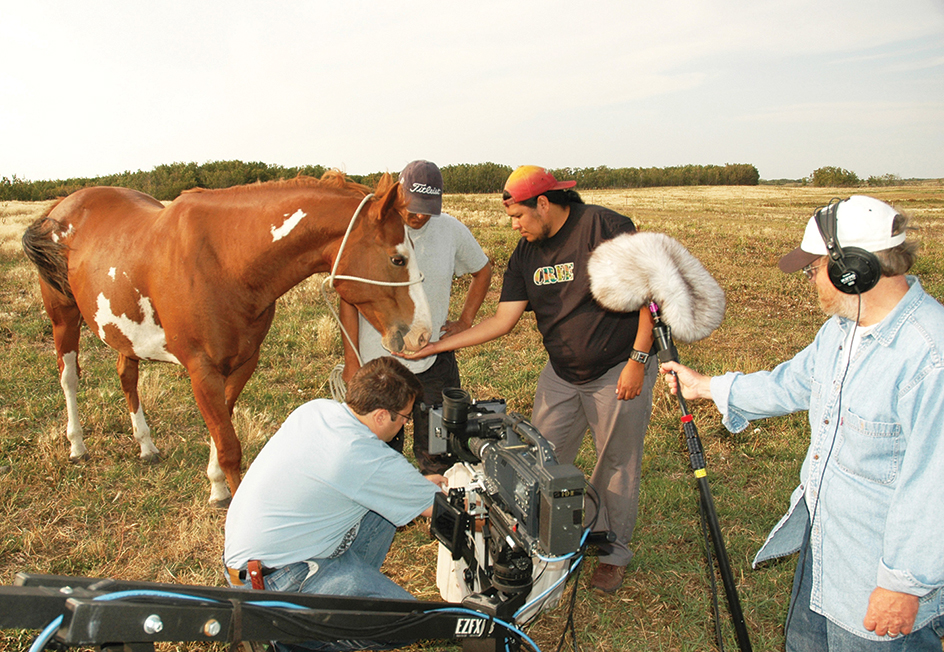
left=207, top=437, right=231, bottom=505
left=130, top=404, right=160, bottom=460
left=94, top=293, right=181, bottom=364
left=271, top=209, right=306, bottom=242
left=51, top=224, right=75, bottom=243
left=60, top=350, right=87, bottom=460
left=108, top=267, right=117, bottom=280
left=400, top=230, right=432, bottom=338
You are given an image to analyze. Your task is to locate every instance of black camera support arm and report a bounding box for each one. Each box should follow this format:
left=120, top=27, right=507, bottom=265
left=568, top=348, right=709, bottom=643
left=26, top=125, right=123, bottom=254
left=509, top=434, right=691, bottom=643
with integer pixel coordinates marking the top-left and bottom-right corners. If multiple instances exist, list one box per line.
left=0, top=572, right=517, bottom=652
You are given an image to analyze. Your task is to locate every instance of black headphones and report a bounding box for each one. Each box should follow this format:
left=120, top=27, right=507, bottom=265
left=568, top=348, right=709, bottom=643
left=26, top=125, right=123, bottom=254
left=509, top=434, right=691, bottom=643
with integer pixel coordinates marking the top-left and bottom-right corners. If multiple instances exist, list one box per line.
left=813, top=198, right=882, bottom=294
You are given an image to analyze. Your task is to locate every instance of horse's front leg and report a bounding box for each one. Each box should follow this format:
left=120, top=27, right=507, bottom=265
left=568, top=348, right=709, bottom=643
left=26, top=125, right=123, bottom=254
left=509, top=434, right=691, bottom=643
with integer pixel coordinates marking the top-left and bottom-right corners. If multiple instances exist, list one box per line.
left=116, top=354, right=161, bottom=463
left=189, top=366, right=243, bottom=507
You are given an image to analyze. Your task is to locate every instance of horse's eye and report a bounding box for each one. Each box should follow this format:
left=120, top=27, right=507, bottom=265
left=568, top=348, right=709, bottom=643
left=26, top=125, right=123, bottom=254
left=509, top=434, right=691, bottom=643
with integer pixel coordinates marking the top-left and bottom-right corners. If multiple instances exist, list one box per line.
left=391, top=255, right=406, bottom=267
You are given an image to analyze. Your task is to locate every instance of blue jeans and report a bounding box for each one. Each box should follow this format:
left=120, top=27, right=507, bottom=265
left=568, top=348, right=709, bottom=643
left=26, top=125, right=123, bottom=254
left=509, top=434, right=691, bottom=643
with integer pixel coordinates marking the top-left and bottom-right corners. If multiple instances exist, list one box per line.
left=786, top=535, right=944, bottom=651
left=262, top=511, right=415, bottom=652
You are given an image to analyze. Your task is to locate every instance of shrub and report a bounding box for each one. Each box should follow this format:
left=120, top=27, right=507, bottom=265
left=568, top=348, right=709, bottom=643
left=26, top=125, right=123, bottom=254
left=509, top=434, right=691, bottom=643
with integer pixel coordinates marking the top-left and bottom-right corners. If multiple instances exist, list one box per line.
left=867, top=173, right=902, bottom=187
left=811, top=166, right=860, bottom=187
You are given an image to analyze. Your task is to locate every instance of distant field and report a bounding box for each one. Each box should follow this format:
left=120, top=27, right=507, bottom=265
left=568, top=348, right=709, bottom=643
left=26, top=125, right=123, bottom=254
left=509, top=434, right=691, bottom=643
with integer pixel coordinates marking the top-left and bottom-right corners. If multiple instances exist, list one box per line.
left=1, top=184, right=942, bottom=651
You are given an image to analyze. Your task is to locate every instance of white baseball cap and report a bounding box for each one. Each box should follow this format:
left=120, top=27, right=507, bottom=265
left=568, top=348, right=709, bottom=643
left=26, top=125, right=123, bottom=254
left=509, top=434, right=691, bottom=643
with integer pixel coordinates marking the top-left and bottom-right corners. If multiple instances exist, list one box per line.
left=779, top=195, right=906, bottom=273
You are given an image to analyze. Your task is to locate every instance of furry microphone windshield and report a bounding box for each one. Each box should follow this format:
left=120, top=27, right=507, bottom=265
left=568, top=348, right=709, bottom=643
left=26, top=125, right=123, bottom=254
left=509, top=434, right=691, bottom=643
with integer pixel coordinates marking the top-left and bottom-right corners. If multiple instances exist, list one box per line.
left=587, top=232, right=726, bottom=343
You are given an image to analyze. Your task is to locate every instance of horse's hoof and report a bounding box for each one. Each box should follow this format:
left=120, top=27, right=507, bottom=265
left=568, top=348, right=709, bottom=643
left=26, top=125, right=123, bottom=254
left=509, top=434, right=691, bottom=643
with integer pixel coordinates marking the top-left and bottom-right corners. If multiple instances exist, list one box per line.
left=140, top=452, right=162, bottom=465
left=69, top=453, right=90, bottom=464
left=210, top=496, right=232, bottom=509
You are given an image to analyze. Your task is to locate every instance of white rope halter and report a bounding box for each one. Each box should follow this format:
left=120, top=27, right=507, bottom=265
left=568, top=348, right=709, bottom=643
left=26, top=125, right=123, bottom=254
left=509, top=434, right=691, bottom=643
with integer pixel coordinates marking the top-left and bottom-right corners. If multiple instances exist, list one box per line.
left=319, top=192, right=425, bottom=396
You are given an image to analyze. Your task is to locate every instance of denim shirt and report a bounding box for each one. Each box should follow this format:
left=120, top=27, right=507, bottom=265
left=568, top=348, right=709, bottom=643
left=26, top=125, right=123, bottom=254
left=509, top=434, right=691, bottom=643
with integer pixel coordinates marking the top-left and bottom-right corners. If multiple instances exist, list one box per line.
left=710, top=277, right=944, bottom=640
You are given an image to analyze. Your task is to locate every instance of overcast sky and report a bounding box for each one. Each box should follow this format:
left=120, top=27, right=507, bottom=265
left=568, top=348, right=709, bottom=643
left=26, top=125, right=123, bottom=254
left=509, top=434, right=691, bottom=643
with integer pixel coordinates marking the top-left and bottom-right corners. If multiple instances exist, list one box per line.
left=2, top=0, right=942, bottom=183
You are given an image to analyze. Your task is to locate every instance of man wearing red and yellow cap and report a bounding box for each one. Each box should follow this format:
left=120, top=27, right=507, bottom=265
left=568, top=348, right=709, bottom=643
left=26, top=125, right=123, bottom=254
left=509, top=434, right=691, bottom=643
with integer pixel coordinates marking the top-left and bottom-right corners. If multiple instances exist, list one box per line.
left=402, top=165, right=655, bottom=593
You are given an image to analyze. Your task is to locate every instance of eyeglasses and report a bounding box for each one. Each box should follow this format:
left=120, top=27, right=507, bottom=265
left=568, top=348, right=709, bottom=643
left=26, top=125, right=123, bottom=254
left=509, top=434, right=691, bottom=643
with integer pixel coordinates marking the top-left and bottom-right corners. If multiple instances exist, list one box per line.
left=389, top=410, right=412, bottom=424
left=802, top=261, right=827, bottom=280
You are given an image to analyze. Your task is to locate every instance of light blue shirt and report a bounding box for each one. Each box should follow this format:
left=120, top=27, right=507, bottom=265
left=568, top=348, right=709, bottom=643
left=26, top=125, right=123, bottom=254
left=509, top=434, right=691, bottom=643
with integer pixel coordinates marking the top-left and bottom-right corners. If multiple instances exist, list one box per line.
left=710, top=277, right=944, bottom=640
left=224, top=400, right=440, bottom=569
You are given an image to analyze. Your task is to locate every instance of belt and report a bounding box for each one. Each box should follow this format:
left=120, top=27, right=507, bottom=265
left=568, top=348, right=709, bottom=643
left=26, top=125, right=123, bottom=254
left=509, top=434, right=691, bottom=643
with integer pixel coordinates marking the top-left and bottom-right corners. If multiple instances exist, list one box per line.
left=226, top=560, right=278, bottom=590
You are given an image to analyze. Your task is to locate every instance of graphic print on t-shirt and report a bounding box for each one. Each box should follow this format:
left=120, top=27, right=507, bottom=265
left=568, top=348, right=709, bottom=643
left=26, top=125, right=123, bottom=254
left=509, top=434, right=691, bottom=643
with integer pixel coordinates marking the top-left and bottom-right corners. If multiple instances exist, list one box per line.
left=533, top=262, right=575, bottom=286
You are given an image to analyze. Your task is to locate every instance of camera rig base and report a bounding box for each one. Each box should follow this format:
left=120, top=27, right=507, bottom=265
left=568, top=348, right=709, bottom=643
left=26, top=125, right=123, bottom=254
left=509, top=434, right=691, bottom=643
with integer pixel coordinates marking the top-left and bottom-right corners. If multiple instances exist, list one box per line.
left=0, top=572, right=522, bottom=651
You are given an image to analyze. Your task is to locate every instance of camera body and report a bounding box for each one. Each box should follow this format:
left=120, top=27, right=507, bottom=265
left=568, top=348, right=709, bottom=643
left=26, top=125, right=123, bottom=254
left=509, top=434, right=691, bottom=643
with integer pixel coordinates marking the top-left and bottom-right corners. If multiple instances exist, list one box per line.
left=426, top=389, right=585, bottom=620
left=427, top=388, right=585, bottom=557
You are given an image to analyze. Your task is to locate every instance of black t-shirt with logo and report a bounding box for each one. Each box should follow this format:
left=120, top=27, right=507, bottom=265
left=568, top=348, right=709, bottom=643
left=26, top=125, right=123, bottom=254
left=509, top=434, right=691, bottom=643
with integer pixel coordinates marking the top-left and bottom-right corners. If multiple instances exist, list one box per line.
left=499, top=203, right=641, bottom=384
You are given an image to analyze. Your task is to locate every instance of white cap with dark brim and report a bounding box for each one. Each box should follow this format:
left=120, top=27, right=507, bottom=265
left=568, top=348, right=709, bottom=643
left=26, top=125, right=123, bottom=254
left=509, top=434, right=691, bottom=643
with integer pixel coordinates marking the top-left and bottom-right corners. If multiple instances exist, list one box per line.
left=779, top=195, right=906, bottom=273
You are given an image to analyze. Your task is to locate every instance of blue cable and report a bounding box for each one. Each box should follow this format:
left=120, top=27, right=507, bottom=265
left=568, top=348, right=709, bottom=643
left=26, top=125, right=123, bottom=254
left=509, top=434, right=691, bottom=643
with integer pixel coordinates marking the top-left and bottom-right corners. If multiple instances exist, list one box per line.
left=91, top=589, right=320, bottom=613
left=513, top=554, right=583, bottom=622
left=515, top=528, right=590, bottom=620
left=535, top=551, right=575, bottom=563
left=535, top=527, right=590, bottom=563
left=426, top=606, right=541, bottom=652
left=30, top=587, right=542, bottom=650
left=245, top=599, right=308, bottom=610
left=28, top=615, right=63, bottom=652
left=93, top=589, right=217, bottom=603
left=30, top=590, right=212, bottom=651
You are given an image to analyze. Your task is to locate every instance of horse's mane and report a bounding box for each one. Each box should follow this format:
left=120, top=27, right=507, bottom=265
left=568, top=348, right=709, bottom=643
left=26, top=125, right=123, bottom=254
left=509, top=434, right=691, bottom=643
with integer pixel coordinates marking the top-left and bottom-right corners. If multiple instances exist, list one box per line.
left=182, top=169, right=387, bottom=198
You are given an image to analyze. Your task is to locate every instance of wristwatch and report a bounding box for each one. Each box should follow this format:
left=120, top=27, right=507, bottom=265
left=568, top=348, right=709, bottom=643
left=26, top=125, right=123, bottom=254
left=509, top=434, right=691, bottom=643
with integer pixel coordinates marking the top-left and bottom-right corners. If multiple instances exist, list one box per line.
left=629, top=349, right=650, bottom=364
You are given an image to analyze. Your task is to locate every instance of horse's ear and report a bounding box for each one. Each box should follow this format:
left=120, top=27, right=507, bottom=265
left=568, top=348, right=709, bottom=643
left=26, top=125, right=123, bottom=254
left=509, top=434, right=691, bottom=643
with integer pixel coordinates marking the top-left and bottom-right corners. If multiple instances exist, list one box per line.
left=372, top=172, right=405, bottom=222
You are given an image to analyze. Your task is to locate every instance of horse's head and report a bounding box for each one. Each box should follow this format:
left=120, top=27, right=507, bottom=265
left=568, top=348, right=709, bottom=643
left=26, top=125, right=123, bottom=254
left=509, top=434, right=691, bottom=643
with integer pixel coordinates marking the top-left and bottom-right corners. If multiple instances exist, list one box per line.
left=333, top=174, right=432, bottom=353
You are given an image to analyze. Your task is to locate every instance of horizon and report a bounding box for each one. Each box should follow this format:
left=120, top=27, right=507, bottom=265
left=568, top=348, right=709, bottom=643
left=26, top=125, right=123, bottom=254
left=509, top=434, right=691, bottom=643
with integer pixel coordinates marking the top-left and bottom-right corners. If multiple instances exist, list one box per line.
left=3, top=159, right=939, bottom=186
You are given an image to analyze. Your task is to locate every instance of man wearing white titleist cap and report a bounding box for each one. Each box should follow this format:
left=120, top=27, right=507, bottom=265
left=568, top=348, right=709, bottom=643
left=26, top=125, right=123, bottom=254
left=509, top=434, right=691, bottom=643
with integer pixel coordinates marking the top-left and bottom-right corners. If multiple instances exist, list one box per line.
left=340, top=160, right=492, bottom=474
left=663, top=196, right=944, bottom=650
left=401, top=165, right=657, bottom=594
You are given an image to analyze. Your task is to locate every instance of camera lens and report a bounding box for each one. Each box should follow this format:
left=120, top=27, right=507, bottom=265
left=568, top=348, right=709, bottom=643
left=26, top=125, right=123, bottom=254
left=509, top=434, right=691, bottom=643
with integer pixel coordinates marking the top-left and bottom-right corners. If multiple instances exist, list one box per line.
left=441, top=388, right=471, bottom=429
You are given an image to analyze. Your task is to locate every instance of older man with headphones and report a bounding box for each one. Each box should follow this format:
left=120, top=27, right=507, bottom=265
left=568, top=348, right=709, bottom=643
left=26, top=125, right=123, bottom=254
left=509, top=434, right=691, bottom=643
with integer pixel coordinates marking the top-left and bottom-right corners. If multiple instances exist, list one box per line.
left=662, top=196, right=944, bottom=651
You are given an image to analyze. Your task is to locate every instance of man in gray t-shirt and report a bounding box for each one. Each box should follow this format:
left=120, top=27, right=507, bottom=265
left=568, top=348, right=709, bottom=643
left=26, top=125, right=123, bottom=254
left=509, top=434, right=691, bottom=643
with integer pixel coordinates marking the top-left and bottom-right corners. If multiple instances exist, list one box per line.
left=340, top=160, right=491, bottom=473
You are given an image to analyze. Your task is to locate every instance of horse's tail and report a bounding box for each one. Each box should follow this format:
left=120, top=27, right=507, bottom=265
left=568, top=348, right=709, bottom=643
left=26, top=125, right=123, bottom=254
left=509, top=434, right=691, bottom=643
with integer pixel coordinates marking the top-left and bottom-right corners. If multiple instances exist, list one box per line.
left=22, top=209, right=74, bottom=301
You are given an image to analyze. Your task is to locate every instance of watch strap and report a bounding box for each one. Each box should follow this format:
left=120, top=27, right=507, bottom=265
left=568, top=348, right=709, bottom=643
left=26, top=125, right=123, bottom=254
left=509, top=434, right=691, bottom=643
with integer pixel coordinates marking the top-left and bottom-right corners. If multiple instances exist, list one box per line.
left=630, top=349, right=650, bottom=364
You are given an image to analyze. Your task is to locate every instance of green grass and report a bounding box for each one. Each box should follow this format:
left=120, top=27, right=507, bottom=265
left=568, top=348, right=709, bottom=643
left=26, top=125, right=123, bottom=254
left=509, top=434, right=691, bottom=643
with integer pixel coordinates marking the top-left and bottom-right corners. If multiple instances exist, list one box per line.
left=1, top=184, right=942, bottom=651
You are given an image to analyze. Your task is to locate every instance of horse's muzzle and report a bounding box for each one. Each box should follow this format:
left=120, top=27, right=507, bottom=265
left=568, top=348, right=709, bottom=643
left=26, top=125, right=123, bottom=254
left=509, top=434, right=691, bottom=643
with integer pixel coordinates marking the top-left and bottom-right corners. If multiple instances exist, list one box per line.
left=384, top=322, right=430, bottom=353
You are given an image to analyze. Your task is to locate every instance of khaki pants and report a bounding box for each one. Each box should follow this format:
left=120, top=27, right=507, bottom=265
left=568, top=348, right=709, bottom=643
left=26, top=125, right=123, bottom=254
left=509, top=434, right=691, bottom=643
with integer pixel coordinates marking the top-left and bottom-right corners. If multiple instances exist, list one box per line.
left=531, top=359, right=656, bottom=567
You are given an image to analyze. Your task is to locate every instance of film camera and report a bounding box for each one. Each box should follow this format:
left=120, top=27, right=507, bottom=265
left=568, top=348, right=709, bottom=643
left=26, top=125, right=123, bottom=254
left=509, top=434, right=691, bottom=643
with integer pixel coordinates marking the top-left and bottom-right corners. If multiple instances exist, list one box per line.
left=424, top=389, right=585, bottom=620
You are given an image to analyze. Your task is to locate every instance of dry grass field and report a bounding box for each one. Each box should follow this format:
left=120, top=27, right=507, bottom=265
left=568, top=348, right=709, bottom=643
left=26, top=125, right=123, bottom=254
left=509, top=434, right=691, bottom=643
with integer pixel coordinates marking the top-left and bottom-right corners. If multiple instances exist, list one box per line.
left=1, top=183, right=942, bottom=651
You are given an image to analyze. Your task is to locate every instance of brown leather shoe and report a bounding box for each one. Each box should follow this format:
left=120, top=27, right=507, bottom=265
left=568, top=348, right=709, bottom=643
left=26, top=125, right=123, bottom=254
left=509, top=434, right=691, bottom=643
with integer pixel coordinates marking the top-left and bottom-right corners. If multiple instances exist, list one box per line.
left=591, top=563, right=625, bottom=594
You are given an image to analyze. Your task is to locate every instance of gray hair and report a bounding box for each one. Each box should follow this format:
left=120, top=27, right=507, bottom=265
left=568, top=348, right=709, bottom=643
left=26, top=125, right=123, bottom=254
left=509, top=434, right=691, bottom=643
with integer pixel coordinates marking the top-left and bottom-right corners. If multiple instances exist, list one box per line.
left=875, top=213, right=919, bottom=276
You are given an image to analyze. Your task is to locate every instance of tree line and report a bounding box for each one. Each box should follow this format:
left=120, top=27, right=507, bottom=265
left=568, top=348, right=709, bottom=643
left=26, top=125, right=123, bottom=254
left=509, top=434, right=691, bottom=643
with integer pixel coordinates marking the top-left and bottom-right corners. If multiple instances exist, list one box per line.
left=2, top=160, right=922, bottom=202
left=0, top=161, right=331, bottom=202
left=1, top=160, right=765, bottom=202
left=441, top=162, right=762, bottom=193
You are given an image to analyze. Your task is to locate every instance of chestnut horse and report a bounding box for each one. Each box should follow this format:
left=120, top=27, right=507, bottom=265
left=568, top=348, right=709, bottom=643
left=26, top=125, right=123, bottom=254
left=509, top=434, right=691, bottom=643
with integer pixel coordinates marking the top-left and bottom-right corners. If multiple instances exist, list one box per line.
left=22, top=171, right=432, bottom=506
